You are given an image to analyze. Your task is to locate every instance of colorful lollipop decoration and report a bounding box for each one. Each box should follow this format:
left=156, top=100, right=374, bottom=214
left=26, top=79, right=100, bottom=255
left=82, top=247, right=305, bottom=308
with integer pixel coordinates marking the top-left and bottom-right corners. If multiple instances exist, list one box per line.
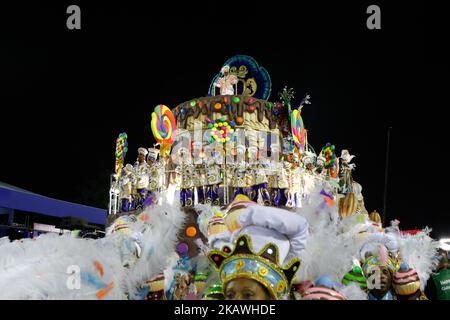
left=151, top=104, right=177, bottom=157
left=291, top=109, right=306, bottom=152
left=115, top=132, right=128, bottom=174
left=206, top=117, right=236, bottom=144
left=320, top=143, right=339, bottom=178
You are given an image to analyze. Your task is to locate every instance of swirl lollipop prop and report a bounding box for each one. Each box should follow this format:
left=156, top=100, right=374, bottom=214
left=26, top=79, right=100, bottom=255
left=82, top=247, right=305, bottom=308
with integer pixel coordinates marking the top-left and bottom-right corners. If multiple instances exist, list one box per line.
left=291, top=109, right=306, bottom=152
left=151, top=104, right=177, bottom=157
left=115, top=132, right=128, bottom=174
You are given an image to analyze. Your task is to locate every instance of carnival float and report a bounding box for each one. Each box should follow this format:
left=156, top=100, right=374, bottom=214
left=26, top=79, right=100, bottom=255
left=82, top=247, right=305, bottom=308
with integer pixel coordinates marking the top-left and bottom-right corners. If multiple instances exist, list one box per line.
left=0, top=55, right=445, bottom=300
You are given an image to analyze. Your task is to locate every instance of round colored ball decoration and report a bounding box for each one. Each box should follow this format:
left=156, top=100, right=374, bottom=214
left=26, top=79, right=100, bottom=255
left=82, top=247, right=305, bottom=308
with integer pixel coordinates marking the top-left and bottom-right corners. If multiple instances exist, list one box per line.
left=151, top=104, right=177, bottom=145
left=233, top=96, right=240, bottom=103
left=177, top=243, right=189, bottom=256
left=207, top=118, right=236, bottom=144
left=214, top=103, right=222, bottom=110
left=248, top=105, right=255, bottom=112
left=236, top=116, right=244, bottom=125
left=186, top=226, right=197, bottom=237
left=190, top=100, right=197, bottom=107
left=320, top=143, right=339, bottom=178
left=290, top=109, right=306, bottom=151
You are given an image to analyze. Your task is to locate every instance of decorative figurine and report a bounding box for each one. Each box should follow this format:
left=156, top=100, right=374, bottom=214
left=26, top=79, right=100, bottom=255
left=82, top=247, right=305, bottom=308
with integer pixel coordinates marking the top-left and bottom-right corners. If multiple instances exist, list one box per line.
left=213, top=65, right=238, bottom=95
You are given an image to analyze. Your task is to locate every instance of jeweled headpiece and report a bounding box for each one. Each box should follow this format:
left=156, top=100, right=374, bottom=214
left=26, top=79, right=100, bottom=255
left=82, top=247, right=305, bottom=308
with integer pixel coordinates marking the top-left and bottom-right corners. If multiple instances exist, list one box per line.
left=208, top=234, right=301, bottom=300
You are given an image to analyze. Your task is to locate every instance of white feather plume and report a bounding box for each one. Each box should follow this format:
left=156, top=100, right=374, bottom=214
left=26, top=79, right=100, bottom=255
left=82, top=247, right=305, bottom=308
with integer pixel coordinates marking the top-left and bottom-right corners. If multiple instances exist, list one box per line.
left=340, top=282, right=368, bottom=300
left=124, top=200, right=186, bottom=298
left=294, top=187, right=359, bottom=285
left=395, top=228, right=439, bottom=291
left=0, top=233, right=125, bottom=299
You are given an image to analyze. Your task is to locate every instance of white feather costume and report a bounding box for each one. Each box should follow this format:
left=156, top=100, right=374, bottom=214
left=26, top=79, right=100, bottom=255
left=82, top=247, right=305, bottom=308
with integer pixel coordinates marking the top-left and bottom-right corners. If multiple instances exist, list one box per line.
left=293, top=186, right=367, bottom=300
left=0, top=197, right=186, bottom=300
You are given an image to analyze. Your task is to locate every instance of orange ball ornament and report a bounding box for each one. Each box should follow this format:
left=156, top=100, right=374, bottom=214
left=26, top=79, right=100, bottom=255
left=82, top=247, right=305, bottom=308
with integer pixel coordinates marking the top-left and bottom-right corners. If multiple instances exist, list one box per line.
left=214, top=103, right=222, bottom=110
left=236, top=116, right=244, bottom=125
left=186, top=226, right=197, bottom=237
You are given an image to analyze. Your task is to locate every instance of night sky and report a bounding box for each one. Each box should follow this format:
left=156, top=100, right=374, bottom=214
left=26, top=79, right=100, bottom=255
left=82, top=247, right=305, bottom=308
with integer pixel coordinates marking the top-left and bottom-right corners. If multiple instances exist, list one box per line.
left=1, top=2, right=448, bottom=237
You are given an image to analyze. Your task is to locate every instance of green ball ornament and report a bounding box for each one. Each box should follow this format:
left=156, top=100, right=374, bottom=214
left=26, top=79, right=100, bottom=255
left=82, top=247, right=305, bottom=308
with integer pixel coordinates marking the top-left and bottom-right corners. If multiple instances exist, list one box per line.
left=190, top=100, right=197, bottom=107
left=233, top=97, right=240, bottom=103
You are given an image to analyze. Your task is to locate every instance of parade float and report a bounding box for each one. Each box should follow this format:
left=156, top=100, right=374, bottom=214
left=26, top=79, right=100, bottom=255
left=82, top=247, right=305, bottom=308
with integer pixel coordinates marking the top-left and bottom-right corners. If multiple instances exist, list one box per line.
left=0, top=56, right=443, bottom=300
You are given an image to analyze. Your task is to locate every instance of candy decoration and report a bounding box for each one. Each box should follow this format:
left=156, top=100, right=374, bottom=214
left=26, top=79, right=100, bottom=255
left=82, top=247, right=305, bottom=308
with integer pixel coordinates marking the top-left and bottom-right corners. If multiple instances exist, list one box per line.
left=320, top=143, right=336, bottom=169
left=291, top=109, right=306, bottom=152
left=151, top=104, right=177, bottom=145
left=186, top=226, right=197, bottom=237
left=115, top=132, right=128, bottom=174
left=177, top=243, right=189, bottom=256
left=115, top=132, right=128, bottom=158
left=339, top=192, right=358, bottom=217
left=207, top=118, right=236, bottom=144
left=151, top=105, right=177, bottom=157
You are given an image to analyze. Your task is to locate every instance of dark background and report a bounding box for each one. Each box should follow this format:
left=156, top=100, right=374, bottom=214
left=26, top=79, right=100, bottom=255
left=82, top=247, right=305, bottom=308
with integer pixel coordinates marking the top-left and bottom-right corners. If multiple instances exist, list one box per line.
left=0, top=2, right=448, bottom=237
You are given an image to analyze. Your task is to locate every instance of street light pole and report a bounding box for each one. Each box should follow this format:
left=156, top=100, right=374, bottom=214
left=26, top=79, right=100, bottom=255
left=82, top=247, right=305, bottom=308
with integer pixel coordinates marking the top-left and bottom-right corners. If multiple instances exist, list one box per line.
left=382, top=127, right=392, bottom=225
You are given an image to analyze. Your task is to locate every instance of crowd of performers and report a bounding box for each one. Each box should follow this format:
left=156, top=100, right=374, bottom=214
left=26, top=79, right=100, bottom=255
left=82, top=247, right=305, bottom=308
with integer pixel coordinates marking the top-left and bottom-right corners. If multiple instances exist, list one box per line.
left=1, top=149, right=449, bottom=300
left=114, top=142, right=367, bottom=214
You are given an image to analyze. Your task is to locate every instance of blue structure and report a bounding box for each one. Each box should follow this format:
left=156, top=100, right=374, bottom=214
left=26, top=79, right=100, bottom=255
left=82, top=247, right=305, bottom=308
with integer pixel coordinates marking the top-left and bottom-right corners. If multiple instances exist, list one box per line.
left=0, top=182, right=106, bottom=226
left=208, top=55, right=272, bottom=100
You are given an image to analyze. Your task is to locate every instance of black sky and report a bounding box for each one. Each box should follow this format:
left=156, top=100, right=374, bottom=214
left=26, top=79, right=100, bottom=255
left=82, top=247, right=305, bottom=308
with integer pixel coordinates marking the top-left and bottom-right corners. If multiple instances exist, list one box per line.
left=1, top=2, right=448, bottom=237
